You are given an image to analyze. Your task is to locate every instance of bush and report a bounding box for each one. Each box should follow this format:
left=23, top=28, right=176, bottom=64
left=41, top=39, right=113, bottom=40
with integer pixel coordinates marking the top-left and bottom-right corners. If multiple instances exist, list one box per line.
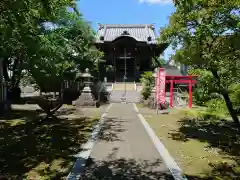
left=140, top=71, right=154, bottom=100
left=230, top=85, right=240, bottom=103
left=141, top=87, right=152, bottom=100
left=189, top=69, right=216, bottom=106
left=206, top=99, right=229, bottom=116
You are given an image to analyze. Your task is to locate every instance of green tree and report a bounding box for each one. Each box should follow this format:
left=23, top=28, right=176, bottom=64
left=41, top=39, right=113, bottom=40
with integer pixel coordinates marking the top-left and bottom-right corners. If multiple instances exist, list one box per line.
left=0, top=0, right=77, bottom=96
left=28, top=9, right=101, bottom=92
left=152, top=57, right=166, bottom=68
left=0, top=0, right=102, bottom=99
left=159, top=0, right=240, bottom=125
left=188, top=68, right=216, bottom=106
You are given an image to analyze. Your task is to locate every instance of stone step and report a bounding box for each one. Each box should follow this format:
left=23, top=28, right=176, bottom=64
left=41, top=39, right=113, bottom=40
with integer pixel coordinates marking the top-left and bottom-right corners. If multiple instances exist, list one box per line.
left=110, top=90, right=141, bottom=103
left=113, top=83, right=136, bottom=91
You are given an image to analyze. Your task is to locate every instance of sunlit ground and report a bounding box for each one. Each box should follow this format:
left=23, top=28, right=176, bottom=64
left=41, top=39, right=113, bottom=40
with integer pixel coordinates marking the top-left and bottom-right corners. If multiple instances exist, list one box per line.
left=137, top=104, right=240, bottom=180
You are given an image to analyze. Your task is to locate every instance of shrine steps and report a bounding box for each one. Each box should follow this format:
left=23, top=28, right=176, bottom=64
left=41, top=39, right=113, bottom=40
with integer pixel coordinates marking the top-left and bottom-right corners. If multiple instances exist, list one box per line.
left=109, top=82, right=141, bottom=103
left=113, top=82, right=136, bottom=91
left=109, top=90, right=141, bottom=103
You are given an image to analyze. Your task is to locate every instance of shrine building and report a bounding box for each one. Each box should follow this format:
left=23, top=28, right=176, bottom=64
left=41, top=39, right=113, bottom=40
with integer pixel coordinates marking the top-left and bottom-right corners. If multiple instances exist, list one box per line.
left=95, top=24, right=168, bottom=82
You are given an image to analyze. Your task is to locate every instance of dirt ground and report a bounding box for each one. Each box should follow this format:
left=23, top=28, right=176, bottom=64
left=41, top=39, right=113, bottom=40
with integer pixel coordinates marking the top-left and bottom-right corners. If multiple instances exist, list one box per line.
left=137, top=104, right=240, bottom=180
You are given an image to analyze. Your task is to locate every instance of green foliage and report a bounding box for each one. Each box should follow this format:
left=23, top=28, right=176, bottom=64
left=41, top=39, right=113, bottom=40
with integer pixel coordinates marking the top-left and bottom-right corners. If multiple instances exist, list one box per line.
left=159, top=0, right=240, bottom=83
left=106, top=65, right=114, bottom=72
left=206, top=99, right=229, bottom=116
left=160, top=0, right=240, bottom=124
left=29, top=9, right=101, bottom=91
left=229, top=84, right=240, bottom=112
left=189, top=67, right=240, bottom=116
left=0, top=0, right=102, bottom=93
left=189, top=68, right=216, bottom=105
left=152, top=57, right=166, bottom=68
left=0, top=0, right=75, bottom=90
left=140, top=71, right=154, bottom=100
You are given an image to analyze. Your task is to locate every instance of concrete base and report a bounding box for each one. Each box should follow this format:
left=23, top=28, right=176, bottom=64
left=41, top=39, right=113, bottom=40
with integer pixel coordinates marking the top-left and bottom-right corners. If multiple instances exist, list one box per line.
left=74, top=92, right=96, bottom=107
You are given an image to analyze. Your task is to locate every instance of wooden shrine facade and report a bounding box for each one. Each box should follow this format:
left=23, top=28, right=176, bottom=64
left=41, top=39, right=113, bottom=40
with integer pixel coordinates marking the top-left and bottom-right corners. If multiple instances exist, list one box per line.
left=95, top=24, right=168, bottom=82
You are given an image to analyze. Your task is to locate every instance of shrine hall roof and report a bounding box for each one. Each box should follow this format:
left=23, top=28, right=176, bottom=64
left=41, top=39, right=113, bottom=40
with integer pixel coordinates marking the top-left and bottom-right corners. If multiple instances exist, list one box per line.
left=96, top=24, right=158, bottom=44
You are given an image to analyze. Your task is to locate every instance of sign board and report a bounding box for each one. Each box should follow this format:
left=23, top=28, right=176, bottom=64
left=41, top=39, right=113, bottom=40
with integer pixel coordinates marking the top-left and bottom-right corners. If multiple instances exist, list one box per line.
left=155, top=68, right=166, bottom=105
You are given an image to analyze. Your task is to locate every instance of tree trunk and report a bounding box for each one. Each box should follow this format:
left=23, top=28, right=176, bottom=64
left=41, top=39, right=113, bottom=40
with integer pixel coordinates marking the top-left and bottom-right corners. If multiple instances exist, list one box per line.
left=2, top=58, right=10, bottom=81
left=211, top=69, right=240, bottom=125
left=3, top=57, right=23, bottom=103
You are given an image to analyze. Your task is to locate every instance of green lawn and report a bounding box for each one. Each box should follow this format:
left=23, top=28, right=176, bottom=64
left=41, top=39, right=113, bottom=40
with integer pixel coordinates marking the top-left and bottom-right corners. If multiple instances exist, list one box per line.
left=0, top=105, right=106, bottom=180
left=137, top=104, right=240, bottom=180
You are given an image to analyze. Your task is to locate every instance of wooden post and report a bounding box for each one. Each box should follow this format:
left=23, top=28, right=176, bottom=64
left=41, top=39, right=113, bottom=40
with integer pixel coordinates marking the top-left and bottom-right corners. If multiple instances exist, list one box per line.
left=170, top=79, right=173, bottom=108
left=188, top=79, right=193, bottom=108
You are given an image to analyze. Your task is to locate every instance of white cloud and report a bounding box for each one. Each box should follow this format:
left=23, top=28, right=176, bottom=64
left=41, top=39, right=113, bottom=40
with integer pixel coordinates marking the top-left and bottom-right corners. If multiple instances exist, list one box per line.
left=139, top=0, right=173, bottom=4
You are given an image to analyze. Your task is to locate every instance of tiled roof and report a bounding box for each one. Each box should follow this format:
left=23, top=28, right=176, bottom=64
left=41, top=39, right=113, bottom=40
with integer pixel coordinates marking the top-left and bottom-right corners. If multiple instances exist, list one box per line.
left=96, top=24, right=158, bottom=44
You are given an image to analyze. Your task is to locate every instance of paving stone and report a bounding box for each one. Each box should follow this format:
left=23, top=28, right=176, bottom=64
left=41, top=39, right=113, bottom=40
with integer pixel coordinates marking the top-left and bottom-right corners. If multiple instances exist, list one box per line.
left=81, top=103, right=173, bottom=180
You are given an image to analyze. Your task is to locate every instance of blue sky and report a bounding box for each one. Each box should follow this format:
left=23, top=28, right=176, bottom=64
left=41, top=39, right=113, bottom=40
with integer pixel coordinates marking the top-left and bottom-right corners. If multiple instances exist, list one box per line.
left=77, top=0, right=175, bottom=60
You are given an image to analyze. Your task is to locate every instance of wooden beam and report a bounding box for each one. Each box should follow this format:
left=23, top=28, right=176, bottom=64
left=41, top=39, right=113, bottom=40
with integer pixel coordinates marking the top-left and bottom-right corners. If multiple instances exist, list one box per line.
left=166, top=80, right=197, bottom=84
left=166, top=75, right=198, bottom=79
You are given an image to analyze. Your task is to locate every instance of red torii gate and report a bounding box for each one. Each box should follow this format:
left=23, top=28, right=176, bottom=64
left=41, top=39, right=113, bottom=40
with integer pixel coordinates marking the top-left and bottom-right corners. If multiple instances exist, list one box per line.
left=165, top=75, right=197, bottom=108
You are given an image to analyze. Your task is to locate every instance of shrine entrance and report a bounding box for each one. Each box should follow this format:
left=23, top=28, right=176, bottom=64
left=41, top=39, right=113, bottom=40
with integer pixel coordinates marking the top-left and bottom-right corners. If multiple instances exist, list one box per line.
left=116, top=55, right=135, bottom=82
left=155, top=68, right=197, bottom=109
left=112, top=36, right=137, bottom=82
left=166, top=75, right=197, bottom=108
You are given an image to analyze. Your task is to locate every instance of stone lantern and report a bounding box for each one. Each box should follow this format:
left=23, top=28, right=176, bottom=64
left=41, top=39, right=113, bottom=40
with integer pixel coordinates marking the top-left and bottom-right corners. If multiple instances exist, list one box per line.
left=74, top=68, right=96, bottom=106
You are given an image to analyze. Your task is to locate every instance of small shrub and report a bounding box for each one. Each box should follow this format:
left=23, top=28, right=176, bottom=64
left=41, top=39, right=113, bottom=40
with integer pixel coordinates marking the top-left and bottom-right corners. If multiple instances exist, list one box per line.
left=140, top=71, right=154, bottom=100
left=106, top=65, right=114, bottom=72
left=142, top=87, right=152, bottom=100
left=206, top=99, right=229, bottom=116
left=190, top=69, right=216, bottom=106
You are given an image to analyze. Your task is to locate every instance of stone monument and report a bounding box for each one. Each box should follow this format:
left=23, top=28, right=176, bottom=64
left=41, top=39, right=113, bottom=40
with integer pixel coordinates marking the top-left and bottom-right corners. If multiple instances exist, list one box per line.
left=74, top=68, right=96, bottom=107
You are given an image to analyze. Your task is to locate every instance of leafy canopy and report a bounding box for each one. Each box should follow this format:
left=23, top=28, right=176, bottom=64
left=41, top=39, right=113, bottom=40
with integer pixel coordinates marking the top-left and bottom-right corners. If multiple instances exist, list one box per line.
left=160, top=0, right=240, bottom=71
left=1, top=0, right=102, bottom=92
left=159, top=0, right=240, bottom=124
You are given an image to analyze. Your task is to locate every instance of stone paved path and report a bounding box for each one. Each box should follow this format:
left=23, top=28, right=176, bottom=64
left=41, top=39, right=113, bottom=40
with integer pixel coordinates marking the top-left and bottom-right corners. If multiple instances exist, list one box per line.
left=81, top=103, right=173, bottom=180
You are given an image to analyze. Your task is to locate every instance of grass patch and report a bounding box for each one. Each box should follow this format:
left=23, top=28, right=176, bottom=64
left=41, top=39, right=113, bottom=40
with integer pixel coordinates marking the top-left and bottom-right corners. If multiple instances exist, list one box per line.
left=136, top=103, right=145, bottom=109
left=0, top=105, right=105, bottom=180
left=138, top=106, right=240, bottom=179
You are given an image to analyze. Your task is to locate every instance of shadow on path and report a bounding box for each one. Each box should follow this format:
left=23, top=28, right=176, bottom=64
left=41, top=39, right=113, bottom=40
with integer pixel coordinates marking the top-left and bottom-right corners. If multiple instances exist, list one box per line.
left=82, top=157, right=173, bottom=180
left=98, top=117, right=126, bottom=142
